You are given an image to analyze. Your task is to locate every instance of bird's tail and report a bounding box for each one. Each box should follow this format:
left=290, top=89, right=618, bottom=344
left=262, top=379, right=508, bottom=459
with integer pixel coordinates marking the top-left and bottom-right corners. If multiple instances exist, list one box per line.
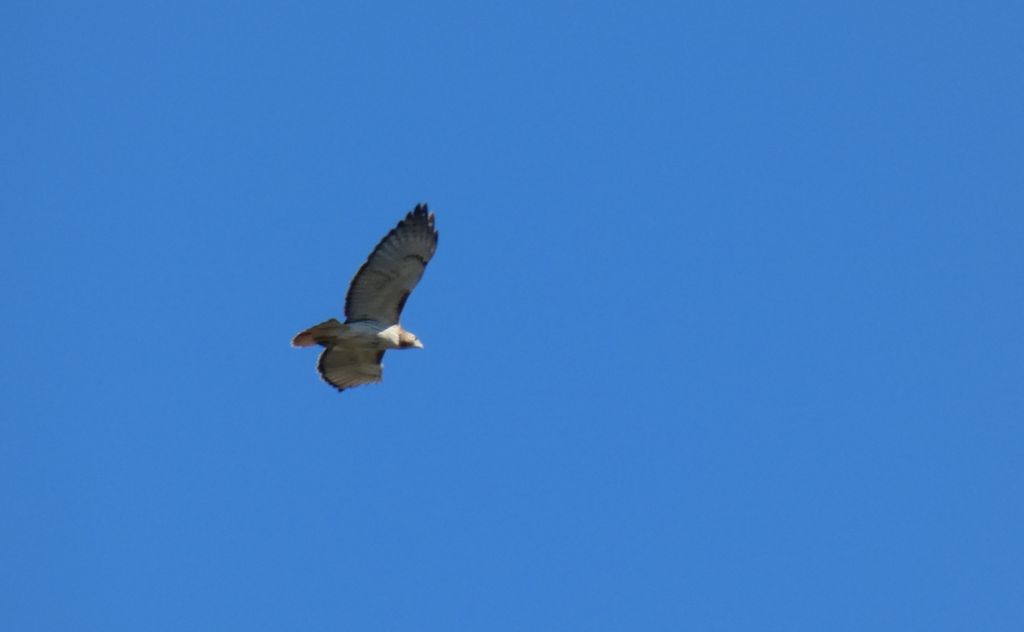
left=291, top=318, right=344, bottom=347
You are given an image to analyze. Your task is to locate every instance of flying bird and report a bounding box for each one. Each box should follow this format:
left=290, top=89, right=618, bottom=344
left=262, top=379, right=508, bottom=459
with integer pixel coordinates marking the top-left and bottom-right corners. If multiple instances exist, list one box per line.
left=292, top=203, right=438, bottom=392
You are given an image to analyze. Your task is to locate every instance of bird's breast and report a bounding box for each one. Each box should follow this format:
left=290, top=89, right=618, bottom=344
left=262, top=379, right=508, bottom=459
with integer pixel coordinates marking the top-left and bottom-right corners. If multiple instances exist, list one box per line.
left=344, top=321, right=401, bottom=348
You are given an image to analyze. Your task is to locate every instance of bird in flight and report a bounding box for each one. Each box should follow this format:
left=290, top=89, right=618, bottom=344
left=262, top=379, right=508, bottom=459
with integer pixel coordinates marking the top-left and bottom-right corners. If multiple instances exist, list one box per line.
left=292, top=203, right=438, bottom=392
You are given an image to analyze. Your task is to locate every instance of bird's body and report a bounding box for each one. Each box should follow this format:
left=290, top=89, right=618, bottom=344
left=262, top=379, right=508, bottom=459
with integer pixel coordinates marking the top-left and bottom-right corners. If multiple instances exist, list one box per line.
left=348, top=322, right=410, bottom=349
left=294, top=319, right=421, bottom=350
left=292, top=204, right=437, bottom=392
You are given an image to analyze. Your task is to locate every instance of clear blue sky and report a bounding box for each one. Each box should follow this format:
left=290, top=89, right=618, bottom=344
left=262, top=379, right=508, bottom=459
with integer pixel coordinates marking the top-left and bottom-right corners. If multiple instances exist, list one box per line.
left=3, top=2, right=1022, bottom=630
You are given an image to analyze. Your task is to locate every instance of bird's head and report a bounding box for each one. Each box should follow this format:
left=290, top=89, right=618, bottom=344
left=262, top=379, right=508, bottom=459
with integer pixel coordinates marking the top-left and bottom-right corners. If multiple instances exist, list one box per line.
left=398, top=329, right=424, bottom=349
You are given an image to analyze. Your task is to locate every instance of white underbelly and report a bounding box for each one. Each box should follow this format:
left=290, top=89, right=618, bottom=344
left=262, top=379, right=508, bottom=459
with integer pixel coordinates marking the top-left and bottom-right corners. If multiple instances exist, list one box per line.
left=344, top=321, right=401, bottom=348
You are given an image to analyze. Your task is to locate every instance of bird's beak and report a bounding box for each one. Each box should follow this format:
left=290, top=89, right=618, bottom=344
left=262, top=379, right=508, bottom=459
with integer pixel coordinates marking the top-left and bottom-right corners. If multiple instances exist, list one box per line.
left=413, top=340, right=424, bottom=349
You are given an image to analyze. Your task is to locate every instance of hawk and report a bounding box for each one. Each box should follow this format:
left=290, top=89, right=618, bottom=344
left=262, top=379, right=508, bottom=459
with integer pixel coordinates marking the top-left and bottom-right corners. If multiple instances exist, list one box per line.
left=292, top=203, right=438, bottom=392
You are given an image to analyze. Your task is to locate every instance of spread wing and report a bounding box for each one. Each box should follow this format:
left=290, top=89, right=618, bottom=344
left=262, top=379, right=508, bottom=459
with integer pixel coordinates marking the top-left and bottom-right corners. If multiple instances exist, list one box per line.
left=318, top=345, right=385, bottom=392
left=345, top=204, right=438, bottom=325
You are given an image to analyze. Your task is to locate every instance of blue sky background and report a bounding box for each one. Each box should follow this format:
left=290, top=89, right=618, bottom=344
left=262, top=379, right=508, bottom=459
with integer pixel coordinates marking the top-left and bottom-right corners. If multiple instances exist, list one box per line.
left=3, top=2, right=1022, bottom=630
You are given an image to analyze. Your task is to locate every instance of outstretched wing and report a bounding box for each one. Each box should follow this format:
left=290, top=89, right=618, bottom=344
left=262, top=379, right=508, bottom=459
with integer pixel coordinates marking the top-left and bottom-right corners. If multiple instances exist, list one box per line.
left=317, top=345, right=386, bottom=392
left=345, top=203, right=438, bottom=325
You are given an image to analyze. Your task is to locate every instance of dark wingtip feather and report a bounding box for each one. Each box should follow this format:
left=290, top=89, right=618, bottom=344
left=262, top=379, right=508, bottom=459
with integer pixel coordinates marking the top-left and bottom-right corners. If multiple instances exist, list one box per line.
left=409, top=203, right=429, bottom=223
left=406, top=202, right=437, bottom=237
